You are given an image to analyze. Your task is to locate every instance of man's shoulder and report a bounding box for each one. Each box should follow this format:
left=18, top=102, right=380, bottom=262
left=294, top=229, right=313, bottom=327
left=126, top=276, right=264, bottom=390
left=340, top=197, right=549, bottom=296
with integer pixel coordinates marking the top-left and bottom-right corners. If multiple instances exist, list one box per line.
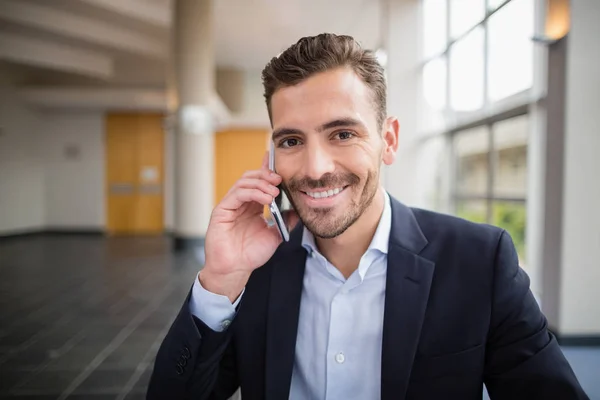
left=408, top=206, right=505, bottom=257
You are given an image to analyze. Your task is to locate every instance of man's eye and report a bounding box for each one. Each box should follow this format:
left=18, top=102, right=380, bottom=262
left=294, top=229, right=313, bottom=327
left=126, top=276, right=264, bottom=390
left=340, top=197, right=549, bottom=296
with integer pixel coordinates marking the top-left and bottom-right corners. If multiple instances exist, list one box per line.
left=281, top=138, right=300, bottom=148
left=335, top=131, right=355, bottom=140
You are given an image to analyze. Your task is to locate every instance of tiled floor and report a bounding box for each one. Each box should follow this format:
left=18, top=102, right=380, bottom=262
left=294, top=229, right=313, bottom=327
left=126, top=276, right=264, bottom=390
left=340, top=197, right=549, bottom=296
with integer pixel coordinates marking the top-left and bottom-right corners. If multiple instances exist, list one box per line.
left=0, top=235, right=199, bottom=400
left=0, top=234, right=598, bottom=399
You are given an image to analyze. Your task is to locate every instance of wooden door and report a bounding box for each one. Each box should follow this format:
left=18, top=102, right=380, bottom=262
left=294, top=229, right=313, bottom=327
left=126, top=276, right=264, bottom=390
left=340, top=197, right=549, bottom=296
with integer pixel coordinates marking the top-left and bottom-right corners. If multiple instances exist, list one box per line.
left=214, top=129, right=270, bottom=205
left=105, top=113, right=164, bottom=234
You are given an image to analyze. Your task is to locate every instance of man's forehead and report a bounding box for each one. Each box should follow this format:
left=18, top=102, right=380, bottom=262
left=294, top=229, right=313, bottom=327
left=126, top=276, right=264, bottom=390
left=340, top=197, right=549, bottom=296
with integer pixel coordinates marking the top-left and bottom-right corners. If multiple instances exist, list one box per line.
left=270, top=68, right=374, bottom=129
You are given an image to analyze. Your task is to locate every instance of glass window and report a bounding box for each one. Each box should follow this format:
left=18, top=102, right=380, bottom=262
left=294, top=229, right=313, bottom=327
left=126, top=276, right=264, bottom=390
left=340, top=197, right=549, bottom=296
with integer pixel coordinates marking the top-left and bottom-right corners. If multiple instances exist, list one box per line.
left=422, top=0, right=447, bottom=59
left=456, top=200, right=488, bottom=224
left=492, top=200, right=527, bottom=261
left=488, top=0, right=507, bottom=10
left=492, top=114, right=529, bottom=198
left=452, top=115, right=529, bottom=265
left=423, top=57, right=447, bottom=111
left=454, top=125, right=489, bottom=196
left=450, top=0, right=485, bottom=39
left=487, top=0, right=534, bottom=101
left=419, top=57, right=448, bottom=132
left=450, top=27, right=485, bottom=112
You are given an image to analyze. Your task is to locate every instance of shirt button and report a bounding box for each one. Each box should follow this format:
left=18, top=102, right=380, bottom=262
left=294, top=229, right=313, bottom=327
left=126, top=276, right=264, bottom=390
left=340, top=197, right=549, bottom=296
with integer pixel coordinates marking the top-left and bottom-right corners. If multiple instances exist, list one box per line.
left=335, top=352, right=345, bottom=364
left=222, top=320, right=231, bottom=329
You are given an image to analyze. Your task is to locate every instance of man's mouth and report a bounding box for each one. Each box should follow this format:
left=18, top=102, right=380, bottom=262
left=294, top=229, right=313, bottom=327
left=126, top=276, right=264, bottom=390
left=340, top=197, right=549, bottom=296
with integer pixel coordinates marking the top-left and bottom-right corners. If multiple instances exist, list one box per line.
left=301, top=186, right=348, bottom=199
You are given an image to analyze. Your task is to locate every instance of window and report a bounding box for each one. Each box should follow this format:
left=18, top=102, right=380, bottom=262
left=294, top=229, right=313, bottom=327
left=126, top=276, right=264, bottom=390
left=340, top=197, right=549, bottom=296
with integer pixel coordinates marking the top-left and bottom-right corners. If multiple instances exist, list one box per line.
left=488, top=0, right=507, bottom=10
left=422, top=0, right=447, bottom=59
left=487, top=0, right=535, bottom=101
left=419, top=0, right=535, bottom=132
left=453, top=114, right=529, bottom=263
left=450, top=27, right=485, bottom=112
left=420, top=0, right=534, bottom=264
left=450, top=0, right=485, bottom=39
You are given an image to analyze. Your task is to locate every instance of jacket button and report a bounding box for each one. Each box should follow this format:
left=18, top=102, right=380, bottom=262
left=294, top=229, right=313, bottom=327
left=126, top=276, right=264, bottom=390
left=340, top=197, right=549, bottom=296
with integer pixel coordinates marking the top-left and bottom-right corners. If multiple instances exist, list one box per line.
left=178, top=357, right=187, bottom=367
left=182, top=346, right=191, bottom=359
left=176, top=364, right=184, bottom=375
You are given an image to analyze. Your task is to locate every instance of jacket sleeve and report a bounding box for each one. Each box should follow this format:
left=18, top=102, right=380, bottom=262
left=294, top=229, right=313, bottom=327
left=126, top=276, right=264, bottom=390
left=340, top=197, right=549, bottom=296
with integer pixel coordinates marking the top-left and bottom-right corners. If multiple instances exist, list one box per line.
left=483, top=230, right=589, bottom=400
left=147, top=287, right=239, bottom=400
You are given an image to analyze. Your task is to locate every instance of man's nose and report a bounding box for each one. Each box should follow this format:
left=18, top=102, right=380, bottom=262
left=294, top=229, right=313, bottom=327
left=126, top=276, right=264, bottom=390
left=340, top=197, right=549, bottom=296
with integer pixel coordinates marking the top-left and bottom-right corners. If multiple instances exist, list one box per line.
left=303, top=142, right=335, bottom=180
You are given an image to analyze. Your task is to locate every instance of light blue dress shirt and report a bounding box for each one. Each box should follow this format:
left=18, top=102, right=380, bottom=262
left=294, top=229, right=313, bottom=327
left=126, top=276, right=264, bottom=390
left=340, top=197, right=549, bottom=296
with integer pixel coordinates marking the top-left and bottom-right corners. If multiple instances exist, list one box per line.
left=190, top=192, right=392, bottom=400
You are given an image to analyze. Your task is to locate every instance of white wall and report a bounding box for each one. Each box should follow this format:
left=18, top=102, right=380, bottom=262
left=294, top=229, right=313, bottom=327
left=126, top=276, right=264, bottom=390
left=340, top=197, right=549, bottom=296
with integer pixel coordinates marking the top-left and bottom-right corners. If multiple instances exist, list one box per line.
left=559, top=0, right=600, bottom=334
left=42, top=111, right=105, bottom=230
left=0, top=78, right=45, bottom=235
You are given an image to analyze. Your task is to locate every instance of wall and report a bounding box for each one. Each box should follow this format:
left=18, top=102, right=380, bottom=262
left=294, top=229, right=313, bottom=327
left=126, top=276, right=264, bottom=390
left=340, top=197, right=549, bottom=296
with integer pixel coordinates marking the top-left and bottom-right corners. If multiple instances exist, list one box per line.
left=559, top=0, right=600, bottom=335
left=41, top=111, right=105, bottom=230
left=0, top=78, right=45, bottom=235
left=225, top=69, right=270, bottom=128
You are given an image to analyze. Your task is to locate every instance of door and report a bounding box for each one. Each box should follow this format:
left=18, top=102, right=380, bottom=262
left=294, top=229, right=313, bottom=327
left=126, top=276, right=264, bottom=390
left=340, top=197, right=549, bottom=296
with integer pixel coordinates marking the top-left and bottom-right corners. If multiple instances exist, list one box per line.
left=214, top=128, right=271, bottom=206
left=105, top=113, right=164, bottom=234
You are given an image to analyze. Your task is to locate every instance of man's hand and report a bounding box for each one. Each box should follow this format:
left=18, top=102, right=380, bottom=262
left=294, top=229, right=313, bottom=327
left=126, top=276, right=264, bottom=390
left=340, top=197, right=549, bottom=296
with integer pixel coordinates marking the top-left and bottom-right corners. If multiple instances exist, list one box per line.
left=199, top=153, right=284, bottom=302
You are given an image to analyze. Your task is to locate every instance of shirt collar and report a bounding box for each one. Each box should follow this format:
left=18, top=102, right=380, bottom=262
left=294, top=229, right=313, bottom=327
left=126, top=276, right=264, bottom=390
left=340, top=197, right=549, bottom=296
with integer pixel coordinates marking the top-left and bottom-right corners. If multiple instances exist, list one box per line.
left=301, top=190, right=392, bottom=258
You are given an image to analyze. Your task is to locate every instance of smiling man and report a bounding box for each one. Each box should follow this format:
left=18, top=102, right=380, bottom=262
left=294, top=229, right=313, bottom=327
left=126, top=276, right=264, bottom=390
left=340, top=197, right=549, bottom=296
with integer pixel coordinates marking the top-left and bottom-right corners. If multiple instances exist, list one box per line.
left=148, top=34, right=588, bottom=400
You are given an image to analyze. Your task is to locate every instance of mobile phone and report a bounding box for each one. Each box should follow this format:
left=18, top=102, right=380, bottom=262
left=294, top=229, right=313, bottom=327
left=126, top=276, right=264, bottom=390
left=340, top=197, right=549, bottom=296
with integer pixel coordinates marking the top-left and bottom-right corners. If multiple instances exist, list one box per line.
left=269, top=141, right=290, bottom=242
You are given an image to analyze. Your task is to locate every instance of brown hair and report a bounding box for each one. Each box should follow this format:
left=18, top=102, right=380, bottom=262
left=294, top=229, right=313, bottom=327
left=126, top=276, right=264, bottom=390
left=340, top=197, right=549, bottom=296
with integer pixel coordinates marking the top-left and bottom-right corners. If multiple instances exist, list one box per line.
left=261, top=33, right=387, bottom=129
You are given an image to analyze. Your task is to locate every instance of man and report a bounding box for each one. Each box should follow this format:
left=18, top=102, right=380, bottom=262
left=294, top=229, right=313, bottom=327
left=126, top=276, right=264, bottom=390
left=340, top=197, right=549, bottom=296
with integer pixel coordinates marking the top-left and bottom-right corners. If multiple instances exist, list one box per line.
left=148, top=34, right=588, bottom=399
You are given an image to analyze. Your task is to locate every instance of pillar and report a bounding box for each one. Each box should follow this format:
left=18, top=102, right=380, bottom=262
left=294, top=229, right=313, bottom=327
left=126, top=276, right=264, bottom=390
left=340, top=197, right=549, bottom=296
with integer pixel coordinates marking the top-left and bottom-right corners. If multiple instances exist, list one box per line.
left=172, top=0, right=215, bottom=250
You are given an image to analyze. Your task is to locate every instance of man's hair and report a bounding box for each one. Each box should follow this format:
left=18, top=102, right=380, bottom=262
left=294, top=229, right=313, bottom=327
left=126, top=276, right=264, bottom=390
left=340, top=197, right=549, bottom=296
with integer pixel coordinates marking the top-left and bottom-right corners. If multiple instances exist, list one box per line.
left=261, top=33, right=387, bottom=129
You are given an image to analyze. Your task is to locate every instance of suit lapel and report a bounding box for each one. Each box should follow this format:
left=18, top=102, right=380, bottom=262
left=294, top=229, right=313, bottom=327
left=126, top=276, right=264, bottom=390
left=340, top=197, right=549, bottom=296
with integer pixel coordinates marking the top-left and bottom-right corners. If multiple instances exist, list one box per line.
left=265, top=226, right=307, bottom=400
left=381, top=199, right=435, bottom=400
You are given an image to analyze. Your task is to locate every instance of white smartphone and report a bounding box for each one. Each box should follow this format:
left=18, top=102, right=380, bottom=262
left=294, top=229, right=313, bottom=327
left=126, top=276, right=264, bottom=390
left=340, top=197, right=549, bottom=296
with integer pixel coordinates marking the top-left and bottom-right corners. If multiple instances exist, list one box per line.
left=269, top=141, right=290, bottom=242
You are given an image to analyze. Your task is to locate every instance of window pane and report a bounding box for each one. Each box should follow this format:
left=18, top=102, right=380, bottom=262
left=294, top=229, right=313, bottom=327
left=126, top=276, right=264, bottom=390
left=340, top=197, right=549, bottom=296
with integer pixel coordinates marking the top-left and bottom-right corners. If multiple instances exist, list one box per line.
left=454, top=125, right=490, bottom=196
left=423, top=0, right=447, bottom=59
left=423, top=57, right=447, bottom=111
left=488, top=0, right=506, bottom=10
left=492, top=201, right=527, bottom=263
left=488, top=0, right=534, bottom=101
left=492, top=114, right=529, bottom=198
left=450, top=27, right=484, bottom=112
left=456, top=200, right=488, bottom=224
left=450, top=0, right=485, bottom=39
left=419, top=57, right=447, bottom=132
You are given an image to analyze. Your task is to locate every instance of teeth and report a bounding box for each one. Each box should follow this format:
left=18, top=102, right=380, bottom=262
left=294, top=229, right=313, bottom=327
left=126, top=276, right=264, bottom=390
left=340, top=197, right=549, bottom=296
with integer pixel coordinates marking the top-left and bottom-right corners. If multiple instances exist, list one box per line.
left=306, top=187, right=344, bottom=199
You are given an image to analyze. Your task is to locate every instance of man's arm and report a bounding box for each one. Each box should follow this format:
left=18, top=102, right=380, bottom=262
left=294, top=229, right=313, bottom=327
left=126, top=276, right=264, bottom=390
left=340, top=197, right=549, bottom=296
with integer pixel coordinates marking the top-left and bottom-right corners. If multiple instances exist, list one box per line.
left=483, top=230, right=588, bottom=399
left=147, top=276, right=243, bottom=400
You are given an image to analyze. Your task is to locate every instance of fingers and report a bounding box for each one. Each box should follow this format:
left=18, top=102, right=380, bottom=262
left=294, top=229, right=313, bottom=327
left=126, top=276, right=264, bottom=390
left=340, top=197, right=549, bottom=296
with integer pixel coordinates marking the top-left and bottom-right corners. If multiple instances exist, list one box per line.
left=220, top=187, right=274, bottom=211
left=236, top=178, right=279, bottom=198
left=219, top=173, right=281, bottom=212
left=241, top=168, right=281, bottom=185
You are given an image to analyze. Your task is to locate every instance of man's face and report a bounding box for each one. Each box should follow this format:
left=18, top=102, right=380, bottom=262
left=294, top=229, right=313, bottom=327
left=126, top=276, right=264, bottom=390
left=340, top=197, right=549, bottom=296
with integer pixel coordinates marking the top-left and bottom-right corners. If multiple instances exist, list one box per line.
left=271, top=67, right=397, bottom=239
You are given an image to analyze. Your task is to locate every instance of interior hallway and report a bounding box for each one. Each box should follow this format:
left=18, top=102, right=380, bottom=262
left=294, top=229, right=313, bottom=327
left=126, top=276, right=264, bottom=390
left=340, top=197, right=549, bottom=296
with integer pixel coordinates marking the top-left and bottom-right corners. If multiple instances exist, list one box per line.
left=0, top=235, right=598, bottom=399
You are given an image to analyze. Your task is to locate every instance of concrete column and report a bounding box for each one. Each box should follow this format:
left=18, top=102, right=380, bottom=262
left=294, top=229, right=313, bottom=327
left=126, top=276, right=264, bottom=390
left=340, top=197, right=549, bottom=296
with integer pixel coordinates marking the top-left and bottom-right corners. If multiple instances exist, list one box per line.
left=172, top=0, right=215, bottom=250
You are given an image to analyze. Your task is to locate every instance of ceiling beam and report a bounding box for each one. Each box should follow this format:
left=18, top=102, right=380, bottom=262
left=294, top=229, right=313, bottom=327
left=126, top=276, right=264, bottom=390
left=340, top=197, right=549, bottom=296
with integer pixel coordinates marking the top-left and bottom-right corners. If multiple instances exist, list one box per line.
left=0, top=1, right=167, bottom=58
left=76, top=0, right=172, bottom=28
left=0, top=33, right=113, bottom=79
left=19, top=87, right=232, bottom=127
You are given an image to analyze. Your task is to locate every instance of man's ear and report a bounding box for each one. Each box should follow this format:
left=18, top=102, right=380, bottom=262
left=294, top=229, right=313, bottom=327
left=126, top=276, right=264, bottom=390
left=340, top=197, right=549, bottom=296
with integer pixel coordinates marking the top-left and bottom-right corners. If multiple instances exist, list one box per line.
left=382, top=117, right=399, bottom=166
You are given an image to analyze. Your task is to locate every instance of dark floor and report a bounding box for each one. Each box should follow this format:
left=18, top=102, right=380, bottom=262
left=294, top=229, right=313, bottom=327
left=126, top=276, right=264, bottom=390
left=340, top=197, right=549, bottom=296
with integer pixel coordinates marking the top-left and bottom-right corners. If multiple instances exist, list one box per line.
left=0, top=235, right=199, bottom=400
left=0, top=235, right=598, bottom=400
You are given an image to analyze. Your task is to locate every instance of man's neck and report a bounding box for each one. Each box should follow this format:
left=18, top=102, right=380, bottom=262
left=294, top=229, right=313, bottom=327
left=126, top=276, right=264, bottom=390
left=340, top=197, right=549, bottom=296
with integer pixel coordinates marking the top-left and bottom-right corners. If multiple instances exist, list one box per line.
left=315, top=188, right=386, bottom=279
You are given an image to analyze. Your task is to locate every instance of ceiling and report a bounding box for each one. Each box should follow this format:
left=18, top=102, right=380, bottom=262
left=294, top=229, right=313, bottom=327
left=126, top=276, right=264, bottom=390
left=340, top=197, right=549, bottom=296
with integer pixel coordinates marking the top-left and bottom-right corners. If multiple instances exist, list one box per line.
left=0, top=0, right=384, bottom=88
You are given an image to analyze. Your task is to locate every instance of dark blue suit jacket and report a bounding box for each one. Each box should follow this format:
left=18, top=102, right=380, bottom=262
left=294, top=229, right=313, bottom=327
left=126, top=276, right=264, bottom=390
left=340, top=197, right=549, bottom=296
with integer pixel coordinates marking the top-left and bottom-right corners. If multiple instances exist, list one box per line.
left=148, top=196, right=588, bottom=399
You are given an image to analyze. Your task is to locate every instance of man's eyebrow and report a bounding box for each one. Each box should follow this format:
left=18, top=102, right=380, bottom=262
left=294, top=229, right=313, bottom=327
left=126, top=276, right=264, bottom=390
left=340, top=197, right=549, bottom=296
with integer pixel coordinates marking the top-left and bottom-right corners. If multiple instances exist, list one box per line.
left=271, top=118, right=364, bottom=141
left=272, top=128, right=304, bottom=141
left=317, top=118, right=363, bottom=132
